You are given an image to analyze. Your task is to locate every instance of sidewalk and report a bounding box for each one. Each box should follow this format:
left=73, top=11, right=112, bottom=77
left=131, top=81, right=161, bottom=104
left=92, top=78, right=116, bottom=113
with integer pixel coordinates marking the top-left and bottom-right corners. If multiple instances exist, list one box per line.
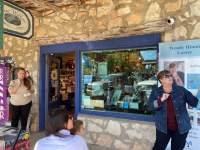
left=29, top=131, right=110, bottom=150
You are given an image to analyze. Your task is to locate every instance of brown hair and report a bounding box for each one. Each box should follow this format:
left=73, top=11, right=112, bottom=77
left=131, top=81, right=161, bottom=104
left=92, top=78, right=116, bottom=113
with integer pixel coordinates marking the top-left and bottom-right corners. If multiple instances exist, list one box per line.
left=16, top=67, right=32, bottom=90
left=46, top=110, right=73, bottom=135
left=157, top=70, right=171, bottom=80
left=70, top=120, right=83, bottom=135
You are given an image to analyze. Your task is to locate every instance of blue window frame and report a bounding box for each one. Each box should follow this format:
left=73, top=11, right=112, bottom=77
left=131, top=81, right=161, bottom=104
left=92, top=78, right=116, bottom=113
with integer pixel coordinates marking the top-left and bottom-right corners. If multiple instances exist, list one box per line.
left=39, top=33, right=161, bottom=130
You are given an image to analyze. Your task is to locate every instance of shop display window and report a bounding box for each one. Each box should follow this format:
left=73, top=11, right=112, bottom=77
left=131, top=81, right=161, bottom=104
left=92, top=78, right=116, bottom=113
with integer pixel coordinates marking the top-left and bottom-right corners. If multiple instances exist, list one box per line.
left=81, top=48, right=158, bottom=115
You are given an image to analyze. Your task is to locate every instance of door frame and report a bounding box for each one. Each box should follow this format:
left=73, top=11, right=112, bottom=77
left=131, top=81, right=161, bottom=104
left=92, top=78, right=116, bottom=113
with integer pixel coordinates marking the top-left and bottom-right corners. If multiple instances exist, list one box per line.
left=39, top=44, right=80, bottom=130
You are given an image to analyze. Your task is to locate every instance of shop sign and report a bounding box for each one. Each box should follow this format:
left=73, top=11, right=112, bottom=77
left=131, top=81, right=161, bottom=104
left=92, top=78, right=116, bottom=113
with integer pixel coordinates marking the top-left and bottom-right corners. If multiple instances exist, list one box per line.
left=0, top=65, right=9, bottom=124
left=0, top=0, right=3, bottom=49
left=3, top=0, right=34, bottom=39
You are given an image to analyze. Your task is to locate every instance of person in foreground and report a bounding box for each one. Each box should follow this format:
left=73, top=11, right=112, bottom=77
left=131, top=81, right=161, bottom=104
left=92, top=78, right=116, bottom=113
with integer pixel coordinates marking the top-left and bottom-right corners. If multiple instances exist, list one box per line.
left=34, top=112, right=88, bottom=150
left=148, top=70, right=198, bottom=150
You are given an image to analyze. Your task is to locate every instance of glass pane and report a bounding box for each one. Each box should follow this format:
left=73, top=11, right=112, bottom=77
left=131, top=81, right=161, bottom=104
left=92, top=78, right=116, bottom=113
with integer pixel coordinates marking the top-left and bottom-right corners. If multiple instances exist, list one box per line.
left=81, top=47, right=157, bottom=115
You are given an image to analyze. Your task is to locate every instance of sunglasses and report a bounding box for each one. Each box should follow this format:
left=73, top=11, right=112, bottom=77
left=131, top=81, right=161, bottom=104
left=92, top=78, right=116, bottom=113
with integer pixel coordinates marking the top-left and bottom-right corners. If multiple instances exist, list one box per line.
left=164, top=74, right=173, bottom=78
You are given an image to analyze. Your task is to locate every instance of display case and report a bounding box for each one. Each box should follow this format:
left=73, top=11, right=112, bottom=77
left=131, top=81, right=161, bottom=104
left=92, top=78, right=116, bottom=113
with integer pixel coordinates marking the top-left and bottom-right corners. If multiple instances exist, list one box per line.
left=81, top=48, right=158, bottom=115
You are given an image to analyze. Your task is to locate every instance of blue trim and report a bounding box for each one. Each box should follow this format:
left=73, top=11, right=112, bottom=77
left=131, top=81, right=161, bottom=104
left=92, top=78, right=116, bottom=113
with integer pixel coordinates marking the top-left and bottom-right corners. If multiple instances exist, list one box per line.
left=40, top=33, right=160, bottom=52
left=39, top=33, right=161, bottom=130
left=39, top=52, right=46, bottom=130
left=75, top=50, right=81, bottom=117
left=80, top=110, right=155, bottom=122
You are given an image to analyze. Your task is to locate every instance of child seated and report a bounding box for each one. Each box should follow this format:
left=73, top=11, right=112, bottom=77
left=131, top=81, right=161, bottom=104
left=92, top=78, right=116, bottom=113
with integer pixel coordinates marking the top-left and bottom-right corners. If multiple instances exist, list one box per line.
left=70, top=120, right=85, bottom=136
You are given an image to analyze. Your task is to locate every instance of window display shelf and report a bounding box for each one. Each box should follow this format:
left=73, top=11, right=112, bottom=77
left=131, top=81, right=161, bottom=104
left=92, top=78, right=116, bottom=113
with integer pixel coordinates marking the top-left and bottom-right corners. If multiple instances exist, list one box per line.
left=81, top=47, right=157, bottom=115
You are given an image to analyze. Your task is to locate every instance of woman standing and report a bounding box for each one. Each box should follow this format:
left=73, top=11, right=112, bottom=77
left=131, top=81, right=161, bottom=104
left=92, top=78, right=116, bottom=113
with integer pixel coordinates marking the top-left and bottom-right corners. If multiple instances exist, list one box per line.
left=148, top=70, right=198, bottom=150
left=8, top=67, right=34, bottom=130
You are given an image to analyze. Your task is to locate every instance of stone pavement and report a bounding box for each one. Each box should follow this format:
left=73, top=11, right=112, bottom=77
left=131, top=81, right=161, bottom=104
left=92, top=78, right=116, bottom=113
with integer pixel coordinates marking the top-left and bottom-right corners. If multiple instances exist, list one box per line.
left=29, top=131, right=111, bottom=150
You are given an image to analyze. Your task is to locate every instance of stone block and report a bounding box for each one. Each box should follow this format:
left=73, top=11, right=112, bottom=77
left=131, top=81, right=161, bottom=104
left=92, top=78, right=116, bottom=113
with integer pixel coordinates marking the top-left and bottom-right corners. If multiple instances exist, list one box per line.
left=119, top=0, right=132, bottom=4
left=108, top=17, right=123, bottom=29
left=97, top=0, right=113, bottom=5
left=96, top=134, right=113, bottom=147
left=127, top=13, right=142, bottom=25
left=114, top=140, right=129, bottom=150
left=191, top=23, right=200, bottom=38
left=97, top=6, right=112, bottom=17
left=165, top=0, right=181, bottom=12
left=145, top=2, right=161, bottom=22
left=85, top=0, right=96, bottom=5
left=87, top=122, right=103, bottom=132
left=89, top=8, right=97, bottom=17
left=190, top=0, right=200, bottom=17
left=105, top=120, right=121, bottom=136
left=117, top=6, right=131, bottom=16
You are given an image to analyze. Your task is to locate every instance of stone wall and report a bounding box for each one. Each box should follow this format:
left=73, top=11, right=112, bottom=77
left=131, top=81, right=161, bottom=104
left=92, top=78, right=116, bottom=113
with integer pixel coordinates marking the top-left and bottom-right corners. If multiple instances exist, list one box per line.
left=34, top=0, right=200, bottom=44
left=78, top=114, right=155, bottom=150
left=1, top=0, right=200, bottom=148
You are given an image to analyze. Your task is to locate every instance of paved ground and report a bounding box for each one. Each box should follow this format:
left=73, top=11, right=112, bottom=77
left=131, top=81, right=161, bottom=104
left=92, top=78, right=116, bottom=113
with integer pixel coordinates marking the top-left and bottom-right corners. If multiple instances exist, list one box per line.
left=29, top=131, right=110, bottom=150
left=29, top=131, right=45, bottom=149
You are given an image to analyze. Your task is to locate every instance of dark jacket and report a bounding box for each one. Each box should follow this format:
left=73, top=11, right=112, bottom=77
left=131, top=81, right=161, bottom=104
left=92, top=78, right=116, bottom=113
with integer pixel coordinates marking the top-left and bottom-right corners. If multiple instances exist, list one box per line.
left=148, top=85, right=198, bottom=134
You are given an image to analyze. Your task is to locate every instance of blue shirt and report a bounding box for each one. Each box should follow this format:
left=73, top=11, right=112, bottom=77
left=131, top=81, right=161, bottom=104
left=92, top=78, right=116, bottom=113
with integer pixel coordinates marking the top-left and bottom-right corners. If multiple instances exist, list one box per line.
left=34, top=130, right=88, bottom=150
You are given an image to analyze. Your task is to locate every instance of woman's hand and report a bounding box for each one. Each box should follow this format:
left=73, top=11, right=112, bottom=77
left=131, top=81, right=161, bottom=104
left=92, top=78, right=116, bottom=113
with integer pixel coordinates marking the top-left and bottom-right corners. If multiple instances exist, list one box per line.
left=161, top=93, right=170, bottom=102
left=8, top=79, right=21, bottom=94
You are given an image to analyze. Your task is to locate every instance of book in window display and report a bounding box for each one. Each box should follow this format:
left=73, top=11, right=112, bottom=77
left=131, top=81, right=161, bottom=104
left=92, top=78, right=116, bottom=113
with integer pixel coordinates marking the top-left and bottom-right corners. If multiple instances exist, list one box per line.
left=111, top=90, right=122, bottom=105
left=129, top=102, right=139, bottom=110
left=82, top=95, right=93, bottom=109
left=92, top=100, right=104, bottom=108
left=122, top=94, right=133, bottom=109
left=98, top=62, right=107, bottom=76
left=83, top=75, right=93, bottom=84
left=86, top=81, right=104, bottom=96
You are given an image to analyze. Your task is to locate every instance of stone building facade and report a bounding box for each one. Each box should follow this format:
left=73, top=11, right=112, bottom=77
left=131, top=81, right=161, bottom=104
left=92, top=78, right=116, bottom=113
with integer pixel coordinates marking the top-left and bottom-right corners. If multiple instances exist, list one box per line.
left=2, top=0, right=200, bottom=149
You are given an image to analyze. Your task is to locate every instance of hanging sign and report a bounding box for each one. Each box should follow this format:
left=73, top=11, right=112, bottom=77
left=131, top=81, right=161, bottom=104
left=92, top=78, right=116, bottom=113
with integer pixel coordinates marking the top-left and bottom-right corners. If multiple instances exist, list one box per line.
left=3, top=0, right=34, bottom=39
left=159, top=39, right=200, bottom=150
left=0, top=0, right=3, bottom=49
left=0, top=64, right=9, bottom=124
